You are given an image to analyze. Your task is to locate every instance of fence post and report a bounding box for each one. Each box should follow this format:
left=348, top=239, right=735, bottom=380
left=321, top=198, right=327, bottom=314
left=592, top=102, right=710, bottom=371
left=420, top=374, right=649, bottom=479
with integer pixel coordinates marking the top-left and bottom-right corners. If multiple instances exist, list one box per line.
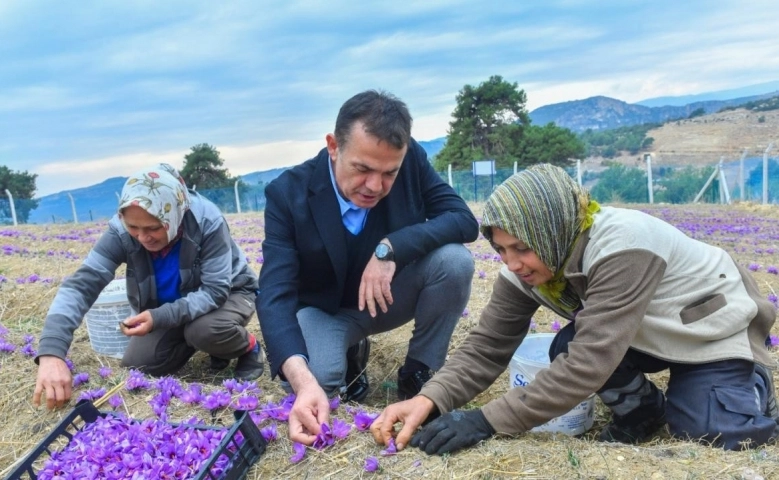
left=576, top=159, right=582, bottom=187
left=234, top=180, right=241, bottom=214
left=67, top=192, right=78, bottom=224
left=447, top=164, right=453, bottom=187
left=513, top=162, right=517, bottom=175
left=739, top=149, right=748, bottom=201
left=4, top=189, right=17, bottom=226
left=763, top=143, right=773, bottom=204
left=645, top=154, right=653, bottom=204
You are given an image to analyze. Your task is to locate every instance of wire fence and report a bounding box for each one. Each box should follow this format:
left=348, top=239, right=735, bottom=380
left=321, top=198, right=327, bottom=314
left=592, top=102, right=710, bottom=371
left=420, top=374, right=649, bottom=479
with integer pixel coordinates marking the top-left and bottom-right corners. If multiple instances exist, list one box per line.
left=2, top=155, right=779, bottom=226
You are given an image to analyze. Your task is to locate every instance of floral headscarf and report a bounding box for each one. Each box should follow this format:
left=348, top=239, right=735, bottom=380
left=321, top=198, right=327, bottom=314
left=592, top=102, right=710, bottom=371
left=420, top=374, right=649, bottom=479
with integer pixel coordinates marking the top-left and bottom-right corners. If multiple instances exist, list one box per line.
left=481, top=164, right=600, bottom=312
left=118, top=163, right=191, bottom=243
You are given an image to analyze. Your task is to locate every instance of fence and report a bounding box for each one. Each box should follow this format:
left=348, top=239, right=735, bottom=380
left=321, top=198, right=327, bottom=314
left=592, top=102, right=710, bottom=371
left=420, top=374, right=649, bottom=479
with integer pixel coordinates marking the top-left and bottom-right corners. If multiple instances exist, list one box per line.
left=2, top=154, right=779, bottom=226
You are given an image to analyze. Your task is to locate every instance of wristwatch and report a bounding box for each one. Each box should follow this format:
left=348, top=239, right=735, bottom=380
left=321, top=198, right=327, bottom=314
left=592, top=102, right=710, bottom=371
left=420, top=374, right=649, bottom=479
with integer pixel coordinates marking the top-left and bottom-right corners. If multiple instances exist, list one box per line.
left=374, top=242, right=394, bottom=262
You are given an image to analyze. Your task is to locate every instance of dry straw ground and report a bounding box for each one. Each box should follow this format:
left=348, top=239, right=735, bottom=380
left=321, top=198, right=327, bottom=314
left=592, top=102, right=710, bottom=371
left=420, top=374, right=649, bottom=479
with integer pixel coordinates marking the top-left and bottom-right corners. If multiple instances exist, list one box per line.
left=1, top=203, right=779, bottom=479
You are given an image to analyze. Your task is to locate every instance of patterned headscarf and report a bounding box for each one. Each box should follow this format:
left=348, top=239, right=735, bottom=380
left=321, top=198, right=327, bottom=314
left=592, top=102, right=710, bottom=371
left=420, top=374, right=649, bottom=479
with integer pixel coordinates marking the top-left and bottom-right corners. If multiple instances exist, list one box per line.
left=481, top=164, right=600, bottom=312
left=118, top=163, right=191, bottom=243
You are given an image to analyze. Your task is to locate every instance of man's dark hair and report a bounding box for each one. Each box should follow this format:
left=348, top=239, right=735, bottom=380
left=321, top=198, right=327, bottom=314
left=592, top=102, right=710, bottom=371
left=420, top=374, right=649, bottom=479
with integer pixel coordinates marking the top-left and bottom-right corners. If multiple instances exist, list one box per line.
left=334, top=90, right=412, bottom=150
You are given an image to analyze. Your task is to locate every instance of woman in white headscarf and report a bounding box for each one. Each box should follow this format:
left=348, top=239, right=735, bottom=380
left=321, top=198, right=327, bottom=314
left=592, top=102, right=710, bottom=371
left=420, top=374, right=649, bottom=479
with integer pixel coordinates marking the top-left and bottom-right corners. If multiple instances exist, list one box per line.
left=33, top=163, right=263, bottom=410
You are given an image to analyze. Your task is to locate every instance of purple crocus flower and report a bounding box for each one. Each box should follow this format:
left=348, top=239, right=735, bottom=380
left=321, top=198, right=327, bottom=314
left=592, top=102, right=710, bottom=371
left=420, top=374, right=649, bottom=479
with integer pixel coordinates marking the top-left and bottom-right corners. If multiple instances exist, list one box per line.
left=222, top=378, right=240, bottom=393
left=232, top=395, right=259, bottom=411
left=380, top=437, right=398, bottom=456
left=72, top=372, right=90, bottom=388
left=767, top=266, right=779, bottom=275
left=260, top=423, right=278, bottom=442
left=20, top=343, right=37, bottom=357
left=0, top=341, right=15, bottom=353
left=179, top=384, right=204, bottom=405
left=748, top=263, right=760, bottom=272
left=98, top=366, right=112, bottom=378
left=76, top=387, right=106, bottom=402
left=770, top=335, right=779, bottom=348
left=290, top=442, right=307, bottom=463
left=108, top=395, right=123, bottom=409
left=64, top=358, right=75, bottom=371
left=125, top=369, right=152, bottom=391
left=478, top=270, right=487, bottom=279
left=329, top=395, right=341, bottom=411
left=462, top=308, right=469, bottom=317
left=332, top=418, right=351, bottom=439
left=551, top=320, right=562, bottom=332
left=313, top=423, right=335, bottom=450
left=23, top=334, right=35, bottom=344
left=529, top=319, right=538, bottom=333
left=201, top=390, right=232, bottom=412
left=353, top=410, right=379, bottom=431
left=364, top=456, right=379, bottom=472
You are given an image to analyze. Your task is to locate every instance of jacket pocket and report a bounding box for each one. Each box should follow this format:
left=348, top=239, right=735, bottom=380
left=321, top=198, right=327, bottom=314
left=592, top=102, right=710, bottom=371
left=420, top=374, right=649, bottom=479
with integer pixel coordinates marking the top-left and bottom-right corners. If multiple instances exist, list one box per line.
left=680, top=293, right=726, bottom=325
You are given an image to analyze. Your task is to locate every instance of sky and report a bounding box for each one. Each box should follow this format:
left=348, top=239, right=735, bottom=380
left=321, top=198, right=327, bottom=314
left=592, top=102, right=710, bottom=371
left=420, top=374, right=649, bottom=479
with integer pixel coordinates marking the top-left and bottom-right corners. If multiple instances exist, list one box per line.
left=2, top=0, right=779, bottom=196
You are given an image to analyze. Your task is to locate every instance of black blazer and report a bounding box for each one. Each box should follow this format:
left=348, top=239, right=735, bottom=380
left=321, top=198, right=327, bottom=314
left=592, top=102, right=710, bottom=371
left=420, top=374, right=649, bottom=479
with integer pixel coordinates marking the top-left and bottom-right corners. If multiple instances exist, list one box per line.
left=257, top=139, right=478, bottom=377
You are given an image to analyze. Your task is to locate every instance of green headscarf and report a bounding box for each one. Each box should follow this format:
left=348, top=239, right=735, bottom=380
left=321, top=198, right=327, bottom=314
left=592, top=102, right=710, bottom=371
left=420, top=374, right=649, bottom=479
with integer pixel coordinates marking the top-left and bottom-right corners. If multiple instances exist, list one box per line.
left=481, top=164, right=600, bottom=312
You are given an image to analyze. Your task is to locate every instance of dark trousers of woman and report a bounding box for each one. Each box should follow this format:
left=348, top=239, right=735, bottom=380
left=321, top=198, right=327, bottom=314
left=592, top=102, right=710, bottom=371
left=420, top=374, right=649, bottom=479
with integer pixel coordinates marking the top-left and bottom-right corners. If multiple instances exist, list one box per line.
left=550, top=322, right=778, bottom=450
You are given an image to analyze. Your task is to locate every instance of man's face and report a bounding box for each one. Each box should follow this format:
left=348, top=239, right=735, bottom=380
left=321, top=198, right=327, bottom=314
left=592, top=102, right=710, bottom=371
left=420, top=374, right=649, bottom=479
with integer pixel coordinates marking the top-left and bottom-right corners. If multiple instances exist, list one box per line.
left=326, top=122, right=407, bottom=209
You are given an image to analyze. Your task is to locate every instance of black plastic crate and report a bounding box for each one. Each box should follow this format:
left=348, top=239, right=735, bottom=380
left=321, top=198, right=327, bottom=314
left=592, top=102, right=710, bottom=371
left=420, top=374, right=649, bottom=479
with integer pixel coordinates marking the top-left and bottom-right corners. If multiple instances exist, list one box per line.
left=7, top=400, right=267, bottom=480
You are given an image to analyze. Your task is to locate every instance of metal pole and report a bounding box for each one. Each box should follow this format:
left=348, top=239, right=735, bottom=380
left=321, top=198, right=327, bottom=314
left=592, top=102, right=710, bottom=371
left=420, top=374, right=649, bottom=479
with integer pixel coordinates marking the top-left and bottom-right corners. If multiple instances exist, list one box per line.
left=763, top=143, right=773, bottom=204
left=234, top=180, right=241, bottom=214
left=719, top=165, right=731, bottom=204
left=67, top=192, right=78, bottom=224
left=645, top=154, right=653, bottom=204
left=513, top=162, right=517, bottom=175
left=739, top=149, right=748, bottom=201
left=448, top=164, right=453, bottom=187
left=693, top=166, right=720, bottom=203
left=576, top=159, right=582, bottom=186
left=4, top=189, right=17, bottom=226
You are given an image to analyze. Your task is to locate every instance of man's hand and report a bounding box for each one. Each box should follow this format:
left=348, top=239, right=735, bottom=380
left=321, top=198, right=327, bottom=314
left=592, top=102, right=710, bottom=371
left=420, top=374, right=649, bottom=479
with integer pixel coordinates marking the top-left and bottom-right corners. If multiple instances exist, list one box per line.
left=283, top=356, right=331, bottom=445
left=359, top=250, right=396, bottom=317
left=33, top=355, right=73, bottom=409
left=371, top=396, right=436, bottom=450
left=120, top=310, right=153, bottom=336
left=410, top=409, right=495, bottom=455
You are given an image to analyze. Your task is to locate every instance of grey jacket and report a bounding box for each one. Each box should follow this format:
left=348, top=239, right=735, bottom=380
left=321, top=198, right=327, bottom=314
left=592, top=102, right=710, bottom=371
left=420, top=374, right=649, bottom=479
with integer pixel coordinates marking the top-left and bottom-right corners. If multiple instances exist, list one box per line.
left=421, top=206, right=776, bottom=434
left=37, top=192, right=258, bottom=360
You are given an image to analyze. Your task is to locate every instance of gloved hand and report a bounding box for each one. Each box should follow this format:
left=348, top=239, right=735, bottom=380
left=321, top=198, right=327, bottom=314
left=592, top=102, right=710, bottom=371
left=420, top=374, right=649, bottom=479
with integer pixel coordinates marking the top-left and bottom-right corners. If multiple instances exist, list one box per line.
left=410, top=409, right=495, bottom=455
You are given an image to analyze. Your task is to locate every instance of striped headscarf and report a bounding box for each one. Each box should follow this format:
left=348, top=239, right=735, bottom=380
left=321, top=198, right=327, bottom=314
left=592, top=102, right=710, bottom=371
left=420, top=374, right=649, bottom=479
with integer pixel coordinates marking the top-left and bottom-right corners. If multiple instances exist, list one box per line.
left=481, top=163, right=600, bottom=312
left=118, top=163, right=191, bottom=243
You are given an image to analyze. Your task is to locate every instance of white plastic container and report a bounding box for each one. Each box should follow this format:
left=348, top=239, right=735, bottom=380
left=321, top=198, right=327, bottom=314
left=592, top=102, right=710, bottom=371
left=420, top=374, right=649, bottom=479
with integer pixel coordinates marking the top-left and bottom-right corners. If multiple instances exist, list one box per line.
left=84, top=279, right=132, bottom=359
left=509, top=333, right=595, bottom=435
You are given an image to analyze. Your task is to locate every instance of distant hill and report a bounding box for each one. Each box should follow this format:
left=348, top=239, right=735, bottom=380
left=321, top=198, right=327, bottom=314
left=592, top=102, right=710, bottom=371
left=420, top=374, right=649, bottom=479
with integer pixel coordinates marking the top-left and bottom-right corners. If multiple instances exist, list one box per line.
left=26, top=141, right=447, bottom=224
left=529, top=92, right=779, bottom=133
left=636, top=80, right=779, bottom=107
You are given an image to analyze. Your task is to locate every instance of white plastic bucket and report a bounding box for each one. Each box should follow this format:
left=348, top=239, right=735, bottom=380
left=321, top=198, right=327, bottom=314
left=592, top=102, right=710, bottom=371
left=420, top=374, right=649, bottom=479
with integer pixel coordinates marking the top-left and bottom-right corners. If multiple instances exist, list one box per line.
left=84, top=279, right=132, bottom=359
left=509, top=333, right=595, bottom=435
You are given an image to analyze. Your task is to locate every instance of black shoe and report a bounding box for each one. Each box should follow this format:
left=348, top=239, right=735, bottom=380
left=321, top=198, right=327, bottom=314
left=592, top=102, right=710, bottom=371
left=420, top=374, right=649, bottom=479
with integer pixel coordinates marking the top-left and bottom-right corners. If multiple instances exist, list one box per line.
left=598, top=415, right=666, bottom=444
left=234, top=343, right=264, bottom=381
left=397, top=368, right=432, bottom=401
left=209, top=355, right=230, bottom=371
left=755, top=364, right=779, bottom=422
left=343, top=338, right=370, bottom=403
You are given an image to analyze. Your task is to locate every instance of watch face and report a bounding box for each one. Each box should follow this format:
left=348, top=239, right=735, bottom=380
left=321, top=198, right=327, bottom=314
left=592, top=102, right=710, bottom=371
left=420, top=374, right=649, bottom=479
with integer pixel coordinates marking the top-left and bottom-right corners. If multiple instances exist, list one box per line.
left=375, top=243, right=390, bottom=259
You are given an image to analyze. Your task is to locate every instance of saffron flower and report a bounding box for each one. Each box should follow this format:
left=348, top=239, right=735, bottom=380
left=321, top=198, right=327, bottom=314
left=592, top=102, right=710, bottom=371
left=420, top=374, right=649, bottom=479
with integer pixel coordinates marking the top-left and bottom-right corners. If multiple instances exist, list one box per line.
left=770, top=335, right=779, bottom=348
left=72, top=372, right=90, bottom=388
left=64, top=358, right=75, bottom=371
left=108, top=394, right=123, bottom=409
left=125, top=369, right=152, bottom=391
left=23, top=334, right=35, bottom=344
left=551, top=319, right=562, bottom=332
left=98, top=366, right=112, bottom=378
left=202, top=390, right=232, bottom=412
left=767, top=266, right=778, bottom=275
left=0, top=340, right=16, bottom=353
left=222, top=378, right=240, bottom=393
left=353, top=410, right=379, bottom=431
left=748, top=263, right=760, bottom=272
left=20, top=343, right=37, bottom=357
left=364, top=456, right=379, bottom=472
left=76, top=388, right=106, bottom=402
left=329, top=395, right=340, bottom=411
left=529, top=319, right=537, bottom=333
left=332, top=417, right=351, bottom=439
left=290, top=442, right=307, bottom=463
left=180, top=384, right=204, bottom=405
left=260, top=423, right=278, bottom=442
left=232, top=395, right=259, bottom=411
left=381, top=437, right=398, bottom=456
left=234, top=380, right=261, bottom=395
left=478, top=270, right=487, bottom=279
left=313, top=423, right=336, bottom=450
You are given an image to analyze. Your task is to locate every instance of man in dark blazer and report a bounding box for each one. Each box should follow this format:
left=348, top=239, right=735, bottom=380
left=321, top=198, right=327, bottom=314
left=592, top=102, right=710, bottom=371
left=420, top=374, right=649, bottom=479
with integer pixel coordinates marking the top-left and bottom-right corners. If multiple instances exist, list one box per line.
left=257, top=90, right=478, bottom=446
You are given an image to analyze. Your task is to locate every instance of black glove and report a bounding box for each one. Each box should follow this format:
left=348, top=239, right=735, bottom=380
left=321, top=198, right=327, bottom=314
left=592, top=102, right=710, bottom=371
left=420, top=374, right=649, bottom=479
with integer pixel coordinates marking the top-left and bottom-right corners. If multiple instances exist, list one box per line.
left=410, top=409, right=495, bottom=455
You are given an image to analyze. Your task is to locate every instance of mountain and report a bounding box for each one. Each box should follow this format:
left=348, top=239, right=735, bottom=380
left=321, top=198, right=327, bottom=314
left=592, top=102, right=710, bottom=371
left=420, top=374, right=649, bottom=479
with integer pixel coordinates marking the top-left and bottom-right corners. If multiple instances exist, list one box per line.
left=636, top=80, right=779, bottom=107
left=529, top=92, right=779, bottom=133
left=25, top=141, right=447, bottom=224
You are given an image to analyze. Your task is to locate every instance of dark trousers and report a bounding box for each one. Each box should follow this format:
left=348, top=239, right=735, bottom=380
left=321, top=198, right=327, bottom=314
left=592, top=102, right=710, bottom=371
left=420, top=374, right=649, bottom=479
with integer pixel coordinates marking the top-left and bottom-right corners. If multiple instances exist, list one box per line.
left=121, top=290, right=256, bottom=376
left=550, top=322, right=777, bottom=450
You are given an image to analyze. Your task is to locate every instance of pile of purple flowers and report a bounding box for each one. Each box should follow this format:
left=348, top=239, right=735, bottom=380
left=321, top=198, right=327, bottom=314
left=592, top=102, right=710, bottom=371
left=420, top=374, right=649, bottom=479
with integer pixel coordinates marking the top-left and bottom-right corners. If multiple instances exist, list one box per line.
left=36, top=414, right=236, bottom=479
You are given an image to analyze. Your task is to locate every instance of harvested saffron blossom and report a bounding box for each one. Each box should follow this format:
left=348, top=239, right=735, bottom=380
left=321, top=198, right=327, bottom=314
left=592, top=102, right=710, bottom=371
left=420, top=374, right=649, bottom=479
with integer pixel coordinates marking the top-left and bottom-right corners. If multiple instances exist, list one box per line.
left=329, top=395, right=341, bottom=411
left=98, top=366, right=112, bottom=378
left=290, top=442, right=307, bottom=463
left=770, top=335, right=779, bottom=348
left=260, top=423, right=278, bottom=442
left=478, top=270, right=487, bottom=279
left=234, top=380, right=261, bottom=395
left=201, top=390, right=232, bottom=412
left=0, top=340, right=17, bottom=353
left=108, top=394, right=123, bottom=409
left=64, top=358, right=75, bottom=371
left=23, top=334, right=35, bottom=344
left=364, top=456, right=379, bottom=472
left=380, top=437, right=397, bottom=456
left=20, top=343, right=37, bottom=357
left=72, top=372, right=90, bottom=388
left=222, top=378, right=240, bottom=393
left=529, top=319, right=538, bottom=333
left=180, top=384, right=204, bottom=404
left=767, top=266, right=779, bottom=275
left=353, top=410, right=379, bottom=431
left=313, top=423, right=336, bottom=450
left=748, top=263, right=761, bottom=272
left=232, top=395, right=259, bottom=411
left=76, top=388, right=106, bottom=402
left=551, top=319, right=562, bottom=332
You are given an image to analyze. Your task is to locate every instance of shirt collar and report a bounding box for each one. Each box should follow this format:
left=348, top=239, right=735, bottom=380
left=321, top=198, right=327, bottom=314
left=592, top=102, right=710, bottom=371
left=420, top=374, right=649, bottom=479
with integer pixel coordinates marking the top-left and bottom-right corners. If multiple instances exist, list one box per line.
left=328, top=156, right=367, bottom=215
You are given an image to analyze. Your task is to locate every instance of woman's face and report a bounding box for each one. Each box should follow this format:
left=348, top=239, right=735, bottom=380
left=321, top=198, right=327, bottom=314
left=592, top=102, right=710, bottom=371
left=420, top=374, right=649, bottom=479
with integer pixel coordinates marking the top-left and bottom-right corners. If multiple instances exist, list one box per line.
left=120, top=205, right=169, bottom=252
left=490, top=227, right=554, bottom=286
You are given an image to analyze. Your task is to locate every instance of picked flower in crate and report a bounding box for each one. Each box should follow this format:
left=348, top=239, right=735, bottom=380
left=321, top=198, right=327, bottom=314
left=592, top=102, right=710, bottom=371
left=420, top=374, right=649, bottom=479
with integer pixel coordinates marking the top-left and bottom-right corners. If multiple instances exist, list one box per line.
left=8, top=400, right=267, bottom=480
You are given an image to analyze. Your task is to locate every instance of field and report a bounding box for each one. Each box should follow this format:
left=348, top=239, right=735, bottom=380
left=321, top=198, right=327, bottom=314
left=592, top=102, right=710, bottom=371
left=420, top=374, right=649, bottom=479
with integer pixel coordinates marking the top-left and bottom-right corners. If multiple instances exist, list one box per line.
left=1, top=203, right=779, bottom=479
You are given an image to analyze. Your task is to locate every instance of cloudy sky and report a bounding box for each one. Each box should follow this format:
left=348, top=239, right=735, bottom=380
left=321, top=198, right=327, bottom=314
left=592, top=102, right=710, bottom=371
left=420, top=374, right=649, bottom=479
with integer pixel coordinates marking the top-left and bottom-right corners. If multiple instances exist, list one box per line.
left=2, top=0, right=779, bottom=196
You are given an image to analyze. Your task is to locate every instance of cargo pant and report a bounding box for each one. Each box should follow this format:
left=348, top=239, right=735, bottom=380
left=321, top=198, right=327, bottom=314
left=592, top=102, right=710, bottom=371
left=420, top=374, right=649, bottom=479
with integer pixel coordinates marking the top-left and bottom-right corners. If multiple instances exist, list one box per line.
left=550, top=321, right=778, bottom=450
left=121, top=290, right=256, bottom=376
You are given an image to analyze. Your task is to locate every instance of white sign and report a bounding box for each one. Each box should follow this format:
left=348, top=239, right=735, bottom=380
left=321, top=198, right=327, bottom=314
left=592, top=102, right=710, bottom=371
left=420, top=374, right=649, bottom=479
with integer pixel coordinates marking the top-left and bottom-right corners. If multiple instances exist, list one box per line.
left=472, top=160, right=495, bottom=176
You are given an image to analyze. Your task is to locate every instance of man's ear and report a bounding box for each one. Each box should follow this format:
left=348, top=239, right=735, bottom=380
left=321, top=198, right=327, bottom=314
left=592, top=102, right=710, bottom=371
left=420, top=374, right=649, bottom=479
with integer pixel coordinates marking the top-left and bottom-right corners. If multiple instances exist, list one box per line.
left=325, top=133, right=338, bottom=159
